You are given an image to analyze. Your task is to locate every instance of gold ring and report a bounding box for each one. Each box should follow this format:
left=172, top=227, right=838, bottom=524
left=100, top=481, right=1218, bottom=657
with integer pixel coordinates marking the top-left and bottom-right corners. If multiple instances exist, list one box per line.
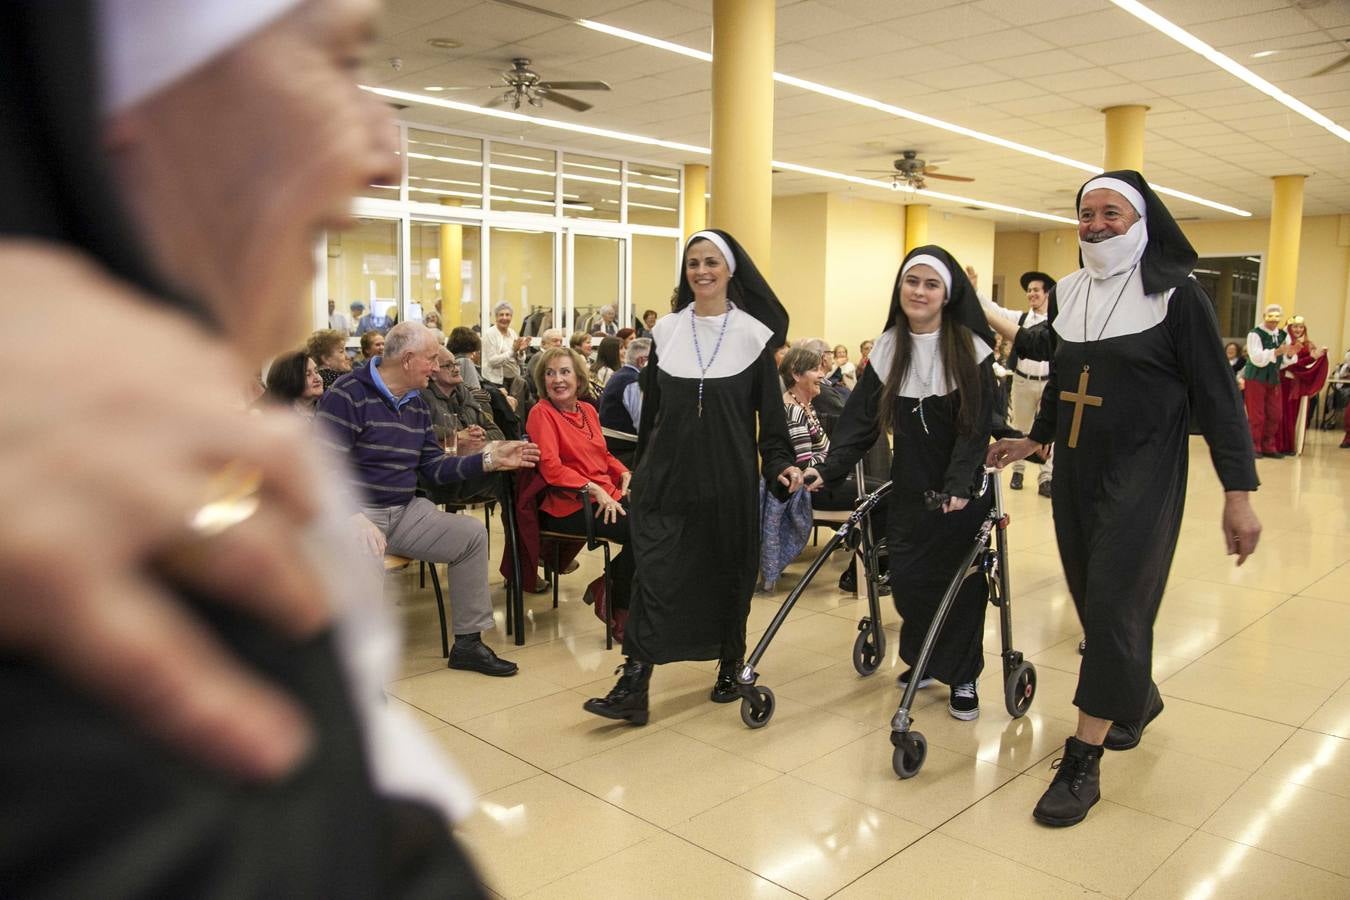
left=189, top=461, right=263, bottom=537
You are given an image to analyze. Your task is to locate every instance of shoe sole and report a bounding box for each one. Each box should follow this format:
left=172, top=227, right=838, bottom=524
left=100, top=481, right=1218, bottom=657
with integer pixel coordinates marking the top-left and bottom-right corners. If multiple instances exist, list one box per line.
left=948, top=705, right=980, bottom=721
left=710, top=690, right=739, bottom=704
left=581, top=701, right=648, bottom=725
left=448, top=662, right=519, bottom=677
left=1033, top=794, right=1099, bottom=827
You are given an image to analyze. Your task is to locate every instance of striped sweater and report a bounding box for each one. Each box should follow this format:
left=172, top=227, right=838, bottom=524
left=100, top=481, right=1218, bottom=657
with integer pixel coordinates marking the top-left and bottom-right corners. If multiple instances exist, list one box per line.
left=317, top=362, right=484, bottom=508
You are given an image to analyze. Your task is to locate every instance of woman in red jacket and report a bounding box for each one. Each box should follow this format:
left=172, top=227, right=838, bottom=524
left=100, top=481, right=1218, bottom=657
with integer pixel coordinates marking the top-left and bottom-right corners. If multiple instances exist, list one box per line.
left=526, top=347, right=635, bottom=632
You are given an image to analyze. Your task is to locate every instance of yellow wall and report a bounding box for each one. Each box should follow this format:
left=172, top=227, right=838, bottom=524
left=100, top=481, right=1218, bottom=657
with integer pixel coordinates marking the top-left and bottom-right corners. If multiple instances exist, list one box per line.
left=1037, top=228, right=1080, bottom=281
left=823, top=193, right=905, bottom=355
left=925, top=211, right=995, bottom=295
left=633, top=234, right=679, bottom=325
left=770, top=193, right=829, bottom=342
left=489, top=228, right=554, bottom=325
left=992, top=231, right=1039, bottom=311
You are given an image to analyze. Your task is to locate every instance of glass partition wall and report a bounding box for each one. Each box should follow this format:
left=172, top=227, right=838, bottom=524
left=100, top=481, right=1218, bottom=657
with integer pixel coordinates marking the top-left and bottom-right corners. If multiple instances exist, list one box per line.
left=315, top=123, right=684, bottom=341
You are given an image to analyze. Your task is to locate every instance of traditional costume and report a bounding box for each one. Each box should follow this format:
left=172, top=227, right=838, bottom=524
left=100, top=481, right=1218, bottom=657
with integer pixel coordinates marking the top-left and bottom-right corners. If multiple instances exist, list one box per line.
left=1012, top=171, right=1258, bottom=826
left=582, top=230, right=795, bottom=724
left=1243, top=304, right=1294, bottom=455
left=0, top=2, right=483, bottom=894
left=818, top=246, right=997, bottom=706
left=1276, top=317, right=1329, bottom=454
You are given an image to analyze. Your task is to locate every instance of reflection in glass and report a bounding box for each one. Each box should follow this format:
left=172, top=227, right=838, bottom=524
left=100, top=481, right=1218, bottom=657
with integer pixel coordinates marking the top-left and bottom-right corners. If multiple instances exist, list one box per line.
left=632, top=234, right=679, bottom=330
left=1193, top=255, right=1261, bottom=339
left=488, top=144, right=557, bottom=214
left=325, top=217, right=400, bottom=332
left=571, top=235, right=624, bottom=335
left=411, top=220, right=481, bottom=335
left=562, top=153, right=621, bottom=222
left=627, top=163, right=681, bottom=228
left=407, top=129, right=483, bottom=209
left=488, top=227, right=555, bottom=343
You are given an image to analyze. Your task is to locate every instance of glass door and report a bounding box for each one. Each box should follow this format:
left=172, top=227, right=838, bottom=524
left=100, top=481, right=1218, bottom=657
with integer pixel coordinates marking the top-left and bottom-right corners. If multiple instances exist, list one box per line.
left=565, top=230, right=627, bottom=345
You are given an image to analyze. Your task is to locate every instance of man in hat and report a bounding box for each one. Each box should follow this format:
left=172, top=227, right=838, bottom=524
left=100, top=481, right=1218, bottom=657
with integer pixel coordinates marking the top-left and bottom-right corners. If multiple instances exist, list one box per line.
left=986, top=271, right=1056, bottom=495
left=340, top=300, right=363, bottom=335
left=1242, top=303, right=1298, bottom=457
left=985, top=171, right=1261, bottom=828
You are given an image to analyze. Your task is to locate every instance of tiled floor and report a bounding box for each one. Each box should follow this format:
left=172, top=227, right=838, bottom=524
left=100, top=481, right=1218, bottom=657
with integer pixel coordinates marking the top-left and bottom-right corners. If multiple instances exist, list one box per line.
left=386, top=431, right=1350, bottom=898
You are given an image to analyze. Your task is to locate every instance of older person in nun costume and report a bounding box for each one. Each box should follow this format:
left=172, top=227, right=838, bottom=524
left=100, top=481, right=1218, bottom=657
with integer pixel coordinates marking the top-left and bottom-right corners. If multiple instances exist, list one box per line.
left=582, top=229, right=804, bottom=726
left=983, top=171, right=1261, bottom=827
left=0, top=1, right=488, bottom=895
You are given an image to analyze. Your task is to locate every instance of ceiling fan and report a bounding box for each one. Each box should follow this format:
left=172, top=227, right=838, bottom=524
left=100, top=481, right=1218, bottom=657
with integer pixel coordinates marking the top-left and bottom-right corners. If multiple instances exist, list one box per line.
left=433, top=58, right=611, bottom=112
left=860, top=150, right=975, bottom=191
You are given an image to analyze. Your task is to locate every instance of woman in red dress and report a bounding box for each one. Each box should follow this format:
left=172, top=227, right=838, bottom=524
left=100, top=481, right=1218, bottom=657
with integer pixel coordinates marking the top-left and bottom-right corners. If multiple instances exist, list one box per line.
left=1276, top=315, right=1329, bottom=454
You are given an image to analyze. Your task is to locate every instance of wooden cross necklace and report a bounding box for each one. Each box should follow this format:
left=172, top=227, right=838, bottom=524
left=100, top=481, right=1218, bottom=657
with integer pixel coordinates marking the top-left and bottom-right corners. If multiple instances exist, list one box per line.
left=1060, top=263, right=1137, bottom=448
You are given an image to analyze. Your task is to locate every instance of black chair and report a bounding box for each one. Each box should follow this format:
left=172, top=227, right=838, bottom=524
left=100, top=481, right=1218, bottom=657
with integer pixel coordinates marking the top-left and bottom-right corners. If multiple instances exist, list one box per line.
left=385, top=553, right=449, bottom=659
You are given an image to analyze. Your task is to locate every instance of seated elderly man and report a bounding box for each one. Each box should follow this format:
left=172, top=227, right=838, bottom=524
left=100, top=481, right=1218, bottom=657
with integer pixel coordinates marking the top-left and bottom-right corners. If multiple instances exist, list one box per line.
left=318, top=323, right=539, bottom=676
left=422, top=348, right=503, bottom=505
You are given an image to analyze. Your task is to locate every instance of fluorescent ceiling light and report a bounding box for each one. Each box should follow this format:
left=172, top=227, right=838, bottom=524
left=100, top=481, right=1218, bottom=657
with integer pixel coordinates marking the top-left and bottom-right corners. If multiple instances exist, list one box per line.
left=1110, top=0, right=1350, bottom=145
left=365, top=86, right=1076, bottom=224
left=577, top=20, right=711, bottom=62
left=1250, top=50, right=1278, bottom=58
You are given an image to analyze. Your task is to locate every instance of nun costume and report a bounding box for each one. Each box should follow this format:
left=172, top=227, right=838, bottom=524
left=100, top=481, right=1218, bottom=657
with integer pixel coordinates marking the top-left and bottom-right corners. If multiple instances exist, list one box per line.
left=815, top=246, right=998, bottom=717
left=1009, top=171, right=1258, bottom=826
left=0, top=2, right=485, bottom=894
left=583, top=230, right=798, bottom=724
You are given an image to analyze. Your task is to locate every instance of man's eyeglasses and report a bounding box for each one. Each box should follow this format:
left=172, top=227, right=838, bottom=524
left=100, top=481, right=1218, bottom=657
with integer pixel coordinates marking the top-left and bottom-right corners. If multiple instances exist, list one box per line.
left=440, top=363, right=460, bottom=370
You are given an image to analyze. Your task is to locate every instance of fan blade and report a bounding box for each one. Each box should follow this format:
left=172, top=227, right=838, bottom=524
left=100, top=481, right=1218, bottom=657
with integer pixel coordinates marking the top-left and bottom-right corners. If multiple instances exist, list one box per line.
left=436, top=84, right=503, bottom=92
left=537, top=80, right=611, bottom=91
left=1309, top=54, right=1350, bottom=77
left=483, top=94, right=515, bottom=109
left=924, top=172, right=975, bottom=182
left=541, top=90, right=592, bottom=112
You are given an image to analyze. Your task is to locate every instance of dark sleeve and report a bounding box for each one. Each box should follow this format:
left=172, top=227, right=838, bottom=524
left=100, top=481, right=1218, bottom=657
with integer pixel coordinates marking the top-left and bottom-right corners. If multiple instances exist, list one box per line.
left=1173, top=281, right=1260, bottom=492
left=816, top=364, right=882, bottom=484
left=1028, top=350, right=1059, bottom=446
left=315, top=382, right=361, bottom=456
left=1013, top=320, right=1056, bottom=362
left=755, top=347, right=796, bottom=481
left=945, top=358, right=996, bottom=497
left=635, top=348, right=661, bottom=464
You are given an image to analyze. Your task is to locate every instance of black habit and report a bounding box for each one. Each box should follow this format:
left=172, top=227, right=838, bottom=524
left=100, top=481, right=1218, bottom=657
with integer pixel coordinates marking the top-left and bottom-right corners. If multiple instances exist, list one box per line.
left=1015, top=171, right=1258, bottom=723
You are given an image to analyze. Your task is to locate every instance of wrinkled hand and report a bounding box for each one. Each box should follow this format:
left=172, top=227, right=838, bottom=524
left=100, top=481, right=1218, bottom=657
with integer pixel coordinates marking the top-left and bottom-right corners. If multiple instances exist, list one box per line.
left=986, top=437, right=1046, bottom=469
left=488, top=440, right=540, bottom=471
left=596, top=493, right=626, bottom=525
left=943, top=496, right=969, bottom=513
left=456, top=425, right=487, bottom=455
left=619, top=471, right=632, bottom=498
left=352, top=513, right=386, bottom=558
left=0, top=241, right=327, bottom=782
left=778, top=465, right=805, bottom=493
left=1222, top=491, right=1261, bottom=566
left=801, top=466, right=825, bottom=493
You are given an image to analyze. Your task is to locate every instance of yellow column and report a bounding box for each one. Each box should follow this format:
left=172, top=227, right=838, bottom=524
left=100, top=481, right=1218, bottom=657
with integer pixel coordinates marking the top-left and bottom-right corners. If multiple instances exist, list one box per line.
left=710, top=0, right=774, bottom=266
left=1264, top=174, right=1306, bottom=315
left=438, top=198, right=463, bottom=328
left=904, top=204, right=929, bottom=255
left=1102, top=104, right=1149, bottom=172
left=682, top=163, right=707, bottom=240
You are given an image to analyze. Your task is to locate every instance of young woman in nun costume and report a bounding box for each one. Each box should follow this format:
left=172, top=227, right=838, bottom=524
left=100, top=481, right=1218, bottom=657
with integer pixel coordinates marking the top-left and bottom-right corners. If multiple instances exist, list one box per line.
left=985, top=171, right=1261, bottom=827
left=1, top=1, right=490, bottom=895
left=804, top=246, right=998, bottom=721
left=582, top=230, right=804, bottom=725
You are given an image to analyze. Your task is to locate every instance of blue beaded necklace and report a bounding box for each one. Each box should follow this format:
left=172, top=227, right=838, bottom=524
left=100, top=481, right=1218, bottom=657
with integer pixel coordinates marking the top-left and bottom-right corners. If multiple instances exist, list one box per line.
left=689, top=302, right=732, bottom=417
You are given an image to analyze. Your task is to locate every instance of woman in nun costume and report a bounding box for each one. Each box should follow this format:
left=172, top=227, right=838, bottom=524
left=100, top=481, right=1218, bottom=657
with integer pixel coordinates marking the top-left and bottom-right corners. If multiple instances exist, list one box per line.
left=1, top=2, right=487, bottom=895
left=582, top=230, right=803, bottom=725
left=805, top=246, right=998, bottom=721
left=986, top=171, right=1260, bottom=827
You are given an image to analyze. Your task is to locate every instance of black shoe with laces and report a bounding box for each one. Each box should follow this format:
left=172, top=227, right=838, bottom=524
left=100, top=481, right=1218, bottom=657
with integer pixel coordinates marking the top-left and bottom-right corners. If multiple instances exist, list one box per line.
left=582, top=658, right=652, bottom=725
left=1032, top=737, right=1103, bottom=827
left=448, top=636, right=518, bottom=676
left=948, top=681, right=980, bottom=720
left=1037, top=480, right=1053, bottom=498
left=1009, top=471, right=1025, bottom=490
left=710, top=659, right=741, bottom=703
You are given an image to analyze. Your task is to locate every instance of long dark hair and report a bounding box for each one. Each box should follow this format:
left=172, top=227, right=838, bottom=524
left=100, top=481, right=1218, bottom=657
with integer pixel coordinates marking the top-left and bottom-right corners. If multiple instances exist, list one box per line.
left=592, top=336, right=622, bottom=376
left=263, top=350, right=311, bottom=404
left=877, top=311, right=982, bottom=437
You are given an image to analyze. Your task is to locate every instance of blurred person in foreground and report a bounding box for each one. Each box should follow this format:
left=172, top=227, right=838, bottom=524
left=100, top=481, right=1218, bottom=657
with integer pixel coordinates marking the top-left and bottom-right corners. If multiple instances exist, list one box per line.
left=0, top=1, right=493, bottom=895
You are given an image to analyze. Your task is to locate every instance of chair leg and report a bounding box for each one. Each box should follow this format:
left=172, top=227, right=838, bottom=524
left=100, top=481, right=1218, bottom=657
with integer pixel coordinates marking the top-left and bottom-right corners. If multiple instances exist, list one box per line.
left=419, top=560, right=425, bottom=589
left=427, top=563, right=448, bottom=659
left=602, top=542, right=612, bottom=650
left=552, top=543, right=560, bottom=609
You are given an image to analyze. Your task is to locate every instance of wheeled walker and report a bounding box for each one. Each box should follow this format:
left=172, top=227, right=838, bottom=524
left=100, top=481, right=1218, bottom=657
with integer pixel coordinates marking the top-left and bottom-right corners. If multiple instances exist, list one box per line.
left=736, top=461, right=892, bottom=729
left=889, top=466, right=1037, bottom=779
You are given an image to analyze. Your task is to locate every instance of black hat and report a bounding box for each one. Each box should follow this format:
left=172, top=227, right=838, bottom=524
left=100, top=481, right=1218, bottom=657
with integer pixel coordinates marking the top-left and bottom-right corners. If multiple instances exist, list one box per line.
left=1076, top=170, right=1196, bottom=295
left=676, top=229, right=789, bottom=346
left=885, top=245, right=995, bottom=348
left=1019, top=271, right=1056, bottom=293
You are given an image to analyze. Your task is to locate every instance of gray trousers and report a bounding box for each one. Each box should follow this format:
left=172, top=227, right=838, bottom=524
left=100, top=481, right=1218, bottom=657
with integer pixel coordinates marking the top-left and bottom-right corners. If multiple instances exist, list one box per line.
left=364, top=497, right=495, bottom=635
left=1010, top=373, right=1054, bottom=481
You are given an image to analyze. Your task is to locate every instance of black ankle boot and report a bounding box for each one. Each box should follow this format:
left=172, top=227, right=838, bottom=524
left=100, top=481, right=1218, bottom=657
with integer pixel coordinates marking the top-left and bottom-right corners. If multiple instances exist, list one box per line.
left=582, top=658, right=652, bottom=725
left=1104, top=683, right=1164, bottom=751
left=1032, top=736, right=1103, bottom=827
left=710, top=659, right=741, bottom=703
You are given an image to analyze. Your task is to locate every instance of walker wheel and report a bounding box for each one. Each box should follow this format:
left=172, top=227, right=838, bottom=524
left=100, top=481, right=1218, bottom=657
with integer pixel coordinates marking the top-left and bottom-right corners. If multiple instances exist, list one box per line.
left=1004, top=662, right=1037, bottom=718
left=892, top=732, right=927, bottom=779
left=740, top=686, right=775, bottom=729
left=852, top=624, right=884, bottom=676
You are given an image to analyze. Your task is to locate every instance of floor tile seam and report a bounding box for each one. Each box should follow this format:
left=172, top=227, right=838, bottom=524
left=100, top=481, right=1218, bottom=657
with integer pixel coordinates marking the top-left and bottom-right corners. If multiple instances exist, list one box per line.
left=438, top=683, right=584, bottom=725
left=1151, top=686, right=1312, bottom=728
left=442, top=721, right=550, bottom=780
left=655, top=829, right=812, bottom=898
left=1192, top=811, right=1350, bottom=881
left=1165, top=654, right=1345, bottom=697
left=1121, top=829, right=1206, bottom=900
left=1192, top=756, right=1350, bottom=845
left=667, top=713, right=868, bottom=775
